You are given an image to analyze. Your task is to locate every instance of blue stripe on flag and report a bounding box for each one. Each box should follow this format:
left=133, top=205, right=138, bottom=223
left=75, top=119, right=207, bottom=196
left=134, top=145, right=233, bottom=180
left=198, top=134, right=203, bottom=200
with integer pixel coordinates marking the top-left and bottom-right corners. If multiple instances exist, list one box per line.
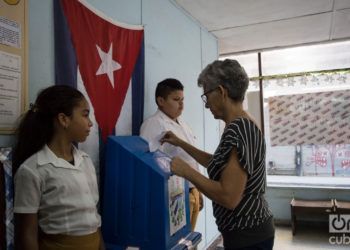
left=131, top=39, right=145, bottom=135
left=54, top=0, right=77, bottom=88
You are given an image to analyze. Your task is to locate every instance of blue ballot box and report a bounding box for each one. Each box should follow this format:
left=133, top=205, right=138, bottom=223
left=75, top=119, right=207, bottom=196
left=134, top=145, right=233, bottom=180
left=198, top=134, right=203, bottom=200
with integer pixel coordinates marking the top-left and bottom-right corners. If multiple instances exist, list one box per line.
left=102, top=136, right=201, bottom=250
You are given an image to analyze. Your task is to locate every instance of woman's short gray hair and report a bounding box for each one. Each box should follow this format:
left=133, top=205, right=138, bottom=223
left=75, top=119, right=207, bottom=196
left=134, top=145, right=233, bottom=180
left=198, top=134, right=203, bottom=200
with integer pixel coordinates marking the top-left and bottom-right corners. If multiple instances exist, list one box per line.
left=197, top=59, right=249, bottom=102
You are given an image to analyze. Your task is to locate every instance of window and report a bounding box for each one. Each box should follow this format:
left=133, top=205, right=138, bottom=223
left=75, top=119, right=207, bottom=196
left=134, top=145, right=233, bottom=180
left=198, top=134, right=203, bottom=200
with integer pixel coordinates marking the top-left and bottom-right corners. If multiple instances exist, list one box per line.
left=221, top=41, right=350, bottom=182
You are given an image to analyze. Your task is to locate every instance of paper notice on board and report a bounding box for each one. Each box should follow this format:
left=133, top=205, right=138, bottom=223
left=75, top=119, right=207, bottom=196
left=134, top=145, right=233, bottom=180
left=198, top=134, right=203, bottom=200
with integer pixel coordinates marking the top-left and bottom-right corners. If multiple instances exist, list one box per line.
left=0, top=16, right=21, bottom=48
left=0, top=50, right=21, bottom=128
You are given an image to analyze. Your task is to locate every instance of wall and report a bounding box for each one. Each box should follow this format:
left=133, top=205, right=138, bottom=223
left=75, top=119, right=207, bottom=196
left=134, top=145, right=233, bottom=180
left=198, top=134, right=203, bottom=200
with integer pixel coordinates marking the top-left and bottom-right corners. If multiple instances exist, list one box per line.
left=0, top=0, right=219, bottom=248
left=266, top=187, right=350, bottom=222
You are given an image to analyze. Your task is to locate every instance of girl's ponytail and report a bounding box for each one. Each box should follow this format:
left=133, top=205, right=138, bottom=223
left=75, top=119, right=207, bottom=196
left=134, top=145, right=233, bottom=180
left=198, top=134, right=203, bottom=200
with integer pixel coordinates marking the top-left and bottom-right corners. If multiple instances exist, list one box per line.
left=12, top=85, right=84, bottom=174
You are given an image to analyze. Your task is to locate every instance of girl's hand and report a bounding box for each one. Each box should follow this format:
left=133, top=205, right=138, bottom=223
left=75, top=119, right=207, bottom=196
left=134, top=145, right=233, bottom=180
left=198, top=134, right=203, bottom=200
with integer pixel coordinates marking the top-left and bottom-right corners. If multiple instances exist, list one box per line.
left=160, top=131, right=182, bottom=146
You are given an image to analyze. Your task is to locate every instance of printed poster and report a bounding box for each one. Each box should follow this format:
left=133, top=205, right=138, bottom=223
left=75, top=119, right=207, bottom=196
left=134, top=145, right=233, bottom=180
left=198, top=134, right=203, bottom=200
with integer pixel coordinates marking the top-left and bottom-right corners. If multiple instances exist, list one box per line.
left=168, top=176, right=186, bottom=235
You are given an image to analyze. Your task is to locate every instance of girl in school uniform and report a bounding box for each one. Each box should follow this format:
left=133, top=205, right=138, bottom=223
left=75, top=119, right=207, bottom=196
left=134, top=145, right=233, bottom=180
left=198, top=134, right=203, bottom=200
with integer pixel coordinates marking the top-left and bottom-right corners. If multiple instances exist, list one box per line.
left=12, top=85, right=104, bottom=250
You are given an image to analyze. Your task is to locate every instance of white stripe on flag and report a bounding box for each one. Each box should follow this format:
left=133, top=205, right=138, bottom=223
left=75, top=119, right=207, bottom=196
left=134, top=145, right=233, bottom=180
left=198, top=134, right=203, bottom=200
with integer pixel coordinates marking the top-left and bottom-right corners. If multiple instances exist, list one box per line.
left=77, top=70, right=133, bottom=175
left=77, top=71, right=100, bottom=172
left=115, top=79, right=132, bottom=136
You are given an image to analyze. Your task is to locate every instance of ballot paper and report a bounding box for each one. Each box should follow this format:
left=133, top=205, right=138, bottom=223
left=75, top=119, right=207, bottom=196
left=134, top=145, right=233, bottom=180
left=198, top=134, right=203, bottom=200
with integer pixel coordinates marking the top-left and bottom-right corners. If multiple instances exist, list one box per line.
left=148, top=132, right=180, bottom=157
left=153, top=150, right=172, bottom=173
left=148, top=132, right=166, bottom=152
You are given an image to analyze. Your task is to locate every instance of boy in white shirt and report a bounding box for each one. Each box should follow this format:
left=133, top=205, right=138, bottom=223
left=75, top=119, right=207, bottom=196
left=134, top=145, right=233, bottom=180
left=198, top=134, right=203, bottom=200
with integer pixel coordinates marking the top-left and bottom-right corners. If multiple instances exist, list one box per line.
left=140, top=78, right=202, bottom=231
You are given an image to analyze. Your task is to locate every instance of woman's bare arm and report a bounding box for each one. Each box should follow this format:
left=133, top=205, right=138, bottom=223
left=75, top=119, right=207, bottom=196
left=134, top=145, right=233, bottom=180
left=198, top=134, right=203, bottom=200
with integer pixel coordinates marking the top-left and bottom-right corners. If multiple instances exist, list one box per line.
left=171, top=148, right=247, bottom=209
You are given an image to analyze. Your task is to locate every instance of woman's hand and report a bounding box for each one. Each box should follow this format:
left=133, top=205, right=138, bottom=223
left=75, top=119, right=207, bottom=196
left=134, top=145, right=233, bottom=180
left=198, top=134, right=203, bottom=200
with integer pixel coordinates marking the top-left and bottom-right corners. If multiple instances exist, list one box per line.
left=170, top=157, right=189, bottom=177
left=160, top=131, right=182, bottom=146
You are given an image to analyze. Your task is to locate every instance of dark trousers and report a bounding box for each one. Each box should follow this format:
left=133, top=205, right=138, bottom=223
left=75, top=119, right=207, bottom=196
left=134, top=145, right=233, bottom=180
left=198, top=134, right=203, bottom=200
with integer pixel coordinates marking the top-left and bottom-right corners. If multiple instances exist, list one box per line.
left=224, top=237, right=274, bottom=250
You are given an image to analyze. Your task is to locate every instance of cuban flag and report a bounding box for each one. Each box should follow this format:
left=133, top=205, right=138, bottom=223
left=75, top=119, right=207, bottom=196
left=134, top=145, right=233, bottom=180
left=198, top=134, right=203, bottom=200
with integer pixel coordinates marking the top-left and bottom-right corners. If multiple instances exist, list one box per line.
left=54, top=0, right=144, bottom=174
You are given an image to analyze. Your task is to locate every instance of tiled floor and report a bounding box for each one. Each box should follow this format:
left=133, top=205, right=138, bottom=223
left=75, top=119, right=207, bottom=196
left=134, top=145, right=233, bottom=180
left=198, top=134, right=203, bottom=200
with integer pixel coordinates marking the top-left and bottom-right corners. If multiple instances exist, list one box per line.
left=208, top=223, right=349, bottom=250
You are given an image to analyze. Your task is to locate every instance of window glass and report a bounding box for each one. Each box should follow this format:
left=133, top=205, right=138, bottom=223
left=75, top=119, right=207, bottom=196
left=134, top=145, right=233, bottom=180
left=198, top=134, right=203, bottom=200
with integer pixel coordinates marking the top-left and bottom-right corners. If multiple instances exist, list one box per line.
left=263, top=72, right=350, bottom=177
left=222, top=41, right=350, bottom=178
left=221, top=53, right=259, bottom=78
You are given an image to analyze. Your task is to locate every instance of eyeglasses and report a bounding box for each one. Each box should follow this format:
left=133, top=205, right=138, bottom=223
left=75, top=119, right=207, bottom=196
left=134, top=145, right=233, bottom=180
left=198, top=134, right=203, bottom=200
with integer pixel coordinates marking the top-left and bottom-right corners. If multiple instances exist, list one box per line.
left=201, top=87, right=219, bottom=104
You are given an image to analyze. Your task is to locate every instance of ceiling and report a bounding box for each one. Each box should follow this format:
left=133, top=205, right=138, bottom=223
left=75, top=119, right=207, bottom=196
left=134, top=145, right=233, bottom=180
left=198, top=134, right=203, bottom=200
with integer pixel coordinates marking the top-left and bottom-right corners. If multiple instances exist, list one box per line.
left=174, top=0, right=350, bottom=55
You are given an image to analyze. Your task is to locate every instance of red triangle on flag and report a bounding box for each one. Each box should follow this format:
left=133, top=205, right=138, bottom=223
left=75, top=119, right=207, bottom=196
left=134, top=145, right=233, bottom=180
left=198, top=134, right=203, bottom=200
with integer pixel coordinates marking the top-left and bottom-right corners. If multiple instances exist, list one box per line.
left=60, top=0, right=144, bottom=141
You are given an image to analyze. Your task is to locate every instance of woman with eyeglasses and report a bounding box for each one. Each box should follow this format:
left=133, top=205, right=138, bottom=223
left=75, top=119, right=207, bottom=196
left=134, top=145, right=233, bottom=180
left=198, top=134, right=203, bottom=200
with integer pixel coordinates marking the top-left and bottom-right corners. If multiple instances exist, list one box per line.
left=160, top=59, right=275, bottom=250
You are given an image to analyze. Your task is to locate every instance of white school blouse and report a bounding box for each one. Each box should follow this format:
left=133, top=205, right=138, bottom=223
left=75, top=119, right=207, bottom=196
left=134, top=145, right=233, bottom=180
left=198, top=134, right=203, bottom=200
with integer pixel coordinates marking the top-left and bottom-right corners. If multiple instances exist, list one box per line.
left=14, top=145, right=101, bottom=235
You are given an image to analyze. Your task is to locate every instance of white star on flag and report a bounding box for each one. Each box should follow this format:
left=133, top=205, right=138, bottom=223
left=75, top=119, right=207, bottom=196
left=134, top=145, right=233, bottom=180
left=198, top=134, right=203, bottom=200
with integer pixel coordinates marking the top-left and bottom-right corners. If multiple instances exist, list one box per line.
left=96, top=44, right=121, bottom=88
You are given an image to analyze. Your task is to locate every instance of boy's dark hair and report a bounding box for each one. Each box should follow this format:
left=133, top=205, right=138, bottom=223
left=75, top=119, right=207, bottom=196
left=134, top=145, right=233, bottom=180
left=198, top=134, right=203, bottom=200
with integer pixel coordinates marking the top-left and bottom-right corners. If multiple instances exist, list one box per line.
left=155, top=78, right=184, bottom=106
left=12, top=85, right=84, bottom=173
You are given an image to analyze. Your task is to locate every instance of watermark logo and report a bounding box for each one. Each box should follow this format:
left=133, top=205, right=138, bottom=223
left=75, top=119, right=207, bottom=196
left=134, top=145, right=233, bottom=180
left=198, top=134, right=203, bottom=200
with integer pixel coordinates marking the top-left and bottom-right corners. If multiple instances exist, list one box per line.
left=329, top=214, right=350, bottom=233
left=329, top=234, right=350, bottom=245
left=329, top=214, right=350, bottom=245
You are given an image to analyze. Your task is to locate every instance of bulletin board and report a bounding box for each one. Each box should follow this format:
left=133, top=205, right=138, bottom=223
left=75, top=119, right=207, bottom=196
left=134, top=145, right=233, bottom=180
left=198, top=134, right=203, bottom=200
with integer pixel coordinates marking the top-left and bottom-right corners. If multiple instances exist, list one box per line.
left=0, top=0, right=27, bottom=134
